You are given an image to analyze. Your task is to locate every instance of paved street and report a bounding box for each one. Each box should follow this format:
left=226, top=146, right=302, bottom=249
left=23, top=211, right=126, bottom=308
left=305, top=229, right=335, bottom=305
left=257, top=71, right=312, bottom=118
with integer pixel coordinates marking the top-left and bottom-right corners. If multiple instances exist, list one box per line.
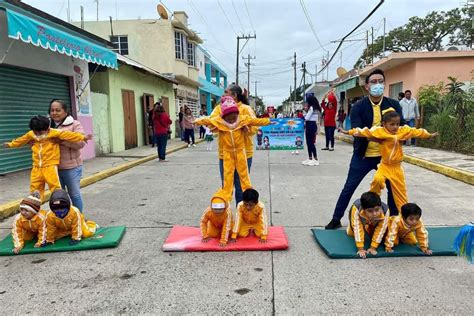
left=0, top=139, right=473, bottom=314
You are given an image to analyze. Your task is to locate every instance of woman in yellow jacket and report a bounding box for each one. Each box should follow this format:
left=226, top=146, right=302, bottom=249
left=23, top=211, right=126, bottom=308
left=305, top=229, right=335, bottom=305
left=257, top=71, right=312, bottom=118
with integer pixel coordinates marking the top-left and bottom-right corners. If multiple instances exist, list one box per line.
left=43, top=189, right=97, bottom=246
left=195, top=96, right=271, bottom=202
left=340, top=109, right=438, bottom=213
left=210, top=84, right=257, bottom=205
left=4, top=115, right=92, bottom=200
left=200, top=190, right=233, bottom=247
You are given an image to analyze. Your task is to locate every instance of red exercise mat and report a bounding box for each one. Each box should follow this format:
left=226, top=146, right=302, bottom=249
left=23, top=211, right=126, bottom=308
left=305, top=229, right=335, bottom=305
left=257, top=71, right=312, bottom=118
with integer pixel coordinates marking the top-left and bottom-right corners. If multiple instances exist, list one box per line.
left=162, top=225, right=289, bottom=252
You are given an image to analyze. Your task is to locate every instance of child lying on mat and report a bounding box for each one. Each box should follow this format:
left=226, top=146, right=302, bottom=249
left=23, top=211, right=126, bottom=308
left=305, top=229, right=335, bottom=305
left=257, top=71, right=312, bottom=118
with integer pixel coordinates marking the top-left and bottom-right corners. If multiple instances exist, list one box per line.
left=42, top=189, right=97, bottom=247
left=385, top=203, right=432, bottom=255
left=11, top=191, right=46, bottom=254
left=347, top=192, right=389, bottom=258
left=231, top=189, right=268, bottom=243
left=200, top=190, right=233, bottom=247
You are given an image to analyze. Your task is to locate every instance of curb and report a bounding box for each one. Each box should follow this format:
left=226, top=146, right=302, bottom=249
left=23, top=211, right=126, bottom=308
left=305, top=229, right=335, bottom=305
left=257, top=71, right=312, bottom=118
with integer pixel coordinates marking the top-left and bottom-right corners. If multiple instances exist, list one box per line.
left=0, top=141, right=202, bottom=220
left=333, top=134, right=474, bottom=186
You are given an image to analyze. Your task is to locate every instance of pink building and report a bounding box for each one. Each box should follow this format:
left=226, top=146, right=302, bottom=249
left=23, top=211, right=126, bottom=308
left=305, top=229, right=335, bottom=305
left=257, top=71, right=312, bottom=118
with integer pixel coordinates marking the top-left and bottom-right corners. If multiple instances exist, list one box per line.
left=359, top=50, right=474, bottom=99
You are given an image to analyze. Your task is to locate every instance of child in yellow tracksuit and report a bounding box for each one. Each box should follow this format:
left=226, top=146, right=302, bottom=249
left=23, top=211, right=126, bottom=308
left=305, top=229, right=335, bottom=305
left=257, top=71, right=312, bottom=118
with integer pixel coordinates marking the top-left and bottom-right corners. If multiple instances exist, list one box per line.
left=231, top=189, right=268, bottom=243
left=200, top=190, right=233, bottom=247
left=385, top=203, right=432, bottom=255
left=11, top=191, right=46, bottom=254
left=195, top=96, right=271, bottom=201
left=340, top=109, right=438, bottom=213
left=43, top=189, right=97, bottom=246
left=4, top=115, right=92, bottom=200
left=347, top=192, right=389, bottom=258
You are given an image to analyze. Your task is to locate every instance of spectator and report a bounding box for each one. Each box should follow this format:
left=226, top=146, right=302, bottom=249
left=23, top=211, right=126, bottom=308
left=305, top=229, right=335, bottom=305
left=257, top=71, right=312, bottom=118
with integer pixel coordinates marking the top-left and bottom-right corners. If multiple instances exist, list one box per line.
left=182, top=107, right=196, bottom=147
left=152, top=103, right=173, bottom=162
left=178, top=106, right=185, bottom=141
left=198, top=109, right=206, bottom=139
left=399, top=90, right=420, bottom=146
left=302, top=95, right=321, bottom=166
left=398, top=92, right=405, bottom=101
left=321, top=92, right=337, bottom=151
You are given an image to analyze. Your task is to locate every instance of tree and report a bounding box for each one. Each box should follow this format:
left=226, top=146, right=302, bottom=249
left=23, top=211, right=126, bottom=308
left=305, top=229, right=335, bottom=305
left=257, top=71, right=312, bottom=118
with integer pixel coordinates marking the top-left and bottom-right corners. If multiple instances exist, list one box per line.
left=354, top=8, right=468, bottom=68
left=281, top=83, right=312, bottom=104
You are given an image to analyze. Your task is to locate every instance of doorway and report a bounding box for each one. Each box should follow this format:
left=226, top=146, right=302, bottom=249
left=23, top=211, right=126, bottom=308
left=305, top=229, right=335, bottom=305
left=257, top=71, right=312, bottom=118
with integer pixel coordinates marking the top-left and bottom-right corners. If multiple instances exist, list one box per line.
left=122, top=90, right=138, bottom=149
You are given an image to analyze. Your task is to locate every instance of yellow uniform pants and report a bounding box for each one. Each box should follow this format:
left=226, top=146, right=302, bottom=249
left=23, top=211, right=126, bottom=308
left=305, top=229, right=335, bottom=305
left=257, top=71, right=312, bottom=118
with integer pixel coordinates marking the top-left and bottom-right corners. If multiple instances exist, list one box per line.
left=30, top=166, right=61, bottom=200
left=390, top=232, right=418, bottom=247
left=222, top=149, right=252, bottom=200
left=53, top=220, right=97, bottom=241
left=370, top=162, right=407, bottom=213
left=236, top=222, right=265, bottom=238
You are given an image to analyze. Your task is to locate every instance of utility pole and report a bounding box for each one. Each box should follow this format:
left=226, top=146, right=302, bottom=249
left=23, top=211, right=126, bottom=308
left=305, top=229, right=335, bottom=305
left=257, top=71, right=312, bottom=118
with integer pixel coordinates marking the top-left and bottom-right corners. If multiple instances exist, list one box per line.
left=326, top=51, right=329, bottom=81
left=315, top=64, right=318, bottom=83
left=235, top=34, right=256, bottom=85
left=67, top=0, right=71, bottom=22
left=302, top=62, right=307, bottom=102
left=243, top=54, right=256, bottom=96
left=382, top=17, right=386, bottom=56
left=253, top=80, right=260, bottom=98
left=95, top=0, right=99, bottom=21
left=292, top=52, right=297, bottom=110
left=366, top=30, right=369, bottom=65
left=371, top=26, right=374, bottom=64
left=340, top=51, right=343, bottom=67
left=80, top=6, right=84, bottom=29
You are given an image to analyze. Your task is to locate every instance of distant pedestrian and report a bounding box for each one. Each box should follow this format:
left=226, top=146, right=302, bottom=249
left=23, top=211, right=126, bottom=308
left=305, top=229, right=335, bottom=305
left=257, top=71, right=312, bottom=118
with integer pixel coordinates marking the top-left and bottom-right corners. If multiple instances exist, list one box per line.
left=147, top=103, right=156, bottom=147
left=205, top=126, right=214, bottom=151
left=399, top=90, right=420, bottom=146
left=321, top=92, right=337, bottom=151
left=398, top=92, right=405, bottom=102
left=178, top=106, right=185, bottom=141
left=183, top=107, right=196, bottom=147
left=302, top=95, right=321, bottom=166
left=152, top=103, right=173, bottom=162
left=49, top=99, right=87, bottom=212
left=199, top=109, right=207, bottom=139
left=336, top=108, right=345, bottom=129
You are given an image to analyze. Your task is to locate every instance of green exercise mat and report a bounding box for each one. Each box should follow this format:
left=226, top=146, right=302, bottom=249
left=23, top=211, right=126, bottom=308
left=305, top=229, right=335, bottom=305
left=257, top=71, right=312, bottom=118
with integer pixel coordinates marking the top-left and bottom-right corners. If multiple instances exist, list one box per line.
left=0, top=226, right=126, bottom=256
left=312, top=226, right=461, bottom=259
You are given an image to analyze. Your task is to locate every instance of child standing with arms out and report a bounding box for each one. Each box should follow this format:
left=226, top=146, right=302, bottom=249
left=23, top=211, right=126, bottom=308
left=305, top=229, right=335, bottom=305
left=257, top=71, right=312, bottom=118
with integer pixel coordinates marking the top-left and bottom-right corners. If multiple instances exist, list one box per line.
left=385, top=203, right=431, bottom=255
left=200, top=190, right=233, bottom=247
left=204, top=125, right=214, bottom=151
left=195, top=96, right=271, bottom=201
left=340, top=109, right=438, bottom=213
left=43, top=189, right=97, bottom=246
left=3, top=116, right=92, bottom=200
left=231, top=189, right=268, bottom=243
left=11, top=191, right=46, bottom=254
left=347, top=192, right=389, bottom=258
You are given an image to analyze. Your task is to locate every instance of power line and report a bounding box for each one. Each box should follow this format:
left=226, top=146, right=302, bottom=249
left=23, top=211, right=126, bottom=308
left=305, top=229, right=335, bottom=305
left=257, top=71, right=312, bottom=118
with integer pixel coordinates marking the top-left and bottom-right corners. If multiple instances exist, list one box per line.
left=231, top=0, right=246, bottom=33
left=243, top=0, right=256, bottom=34
left=318, top=0, right=385, bottom=76
left=217, top=0, right=239, bottom=36
left=299, top=0, right=328, bottom=53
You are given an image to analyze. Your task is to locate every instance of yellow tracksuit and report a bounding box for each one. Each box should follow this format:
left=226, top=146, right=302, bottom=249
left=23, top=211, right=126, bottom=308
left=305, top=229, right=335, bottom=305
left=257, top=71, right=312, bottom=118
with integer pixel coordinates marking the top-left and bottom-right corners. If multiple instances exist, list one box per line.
left=231, top=201, right=268, bottom=240
left=210, top=102, right=258, bottom=160
left=196, top=115, right=270, bottom=201
left=349, top=125, right=432, bottom=212
left=384, top=215, right=429, bottom=251
left=6, top=129, right=88, bottom=200
left=346, top=200, right=389, bottom=249
left=11, top=210, right=47, bottom=248
left=200, top=192, right=233, bottom=244
left=45, top=206, right=97, bottom=242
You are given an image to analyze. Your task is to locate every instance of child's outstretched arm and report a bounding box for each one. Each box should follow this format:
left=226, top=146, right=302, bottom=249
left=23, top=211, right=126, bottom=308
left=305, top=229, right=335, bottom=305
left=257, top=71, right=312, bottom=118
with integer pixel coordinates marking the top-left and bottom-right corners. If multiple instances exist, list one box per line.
left=258, top=205, right=268, bottom=243
left=219, top=208, right=233, bottom=246
left=4, top=132, right=34, bottom=148
left=349, top=206, right=366, bottom=255
left=12, top=215, right=24, bottom=254
left=45, top=213, right=57, bottom=244
left=384, top=216, right=399, bottom=252
left=400, top=125, right=438, bottom=140
left=246, top=117, right=271, bottom=127
left=200, top=209, right=210, bottom=242
left=415, top=222, right=431, bottom=255
left=56, top=130, right=92, bottom=143
left=369, top=215, right=390, bottom=255
left=230, top=207, right=243, bottom=241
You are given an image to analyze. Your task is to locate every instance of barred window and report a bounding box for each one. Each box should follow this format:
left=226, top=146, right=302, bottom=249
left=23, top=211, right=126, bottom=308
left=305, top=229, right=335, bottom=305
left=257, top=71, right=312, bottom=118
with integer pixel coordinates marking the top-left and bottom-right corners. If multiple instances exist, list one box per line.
left=175, top=32, right=186, bottom=60
left=110, top=35, right=128, bottom=55
left=187, top=42, right=195, bottom=66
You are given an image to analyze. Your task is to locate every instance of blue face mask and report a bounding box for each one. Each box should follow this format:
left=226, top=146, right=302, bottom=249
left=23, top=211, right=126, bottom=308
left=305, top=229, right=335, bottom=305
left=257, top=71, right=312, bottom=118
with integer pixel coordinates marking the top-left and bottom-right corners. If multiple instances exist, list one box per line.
left=370, top=84, right=385, bottom=97
left=53, top=208, right=69, bottom=219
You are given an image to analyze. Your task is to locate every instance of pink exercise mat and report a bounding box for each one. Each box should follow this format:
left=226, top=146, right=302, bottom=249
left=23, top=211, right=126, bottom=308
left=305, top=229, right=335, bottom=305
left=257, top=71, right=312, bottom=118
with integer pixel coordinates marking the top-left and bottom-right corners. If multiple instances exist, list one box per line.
left=162, top=225, right=289, bottom=252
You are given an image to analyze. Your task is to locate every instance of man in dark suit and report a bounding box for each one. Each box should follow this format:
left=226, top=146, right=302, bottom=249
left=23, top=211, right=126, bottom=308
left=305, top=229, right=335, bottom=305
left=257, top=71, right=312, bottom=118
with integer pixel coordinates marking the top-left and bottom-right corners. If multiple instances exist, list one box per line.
left=326, top=69, right=404, bottom=229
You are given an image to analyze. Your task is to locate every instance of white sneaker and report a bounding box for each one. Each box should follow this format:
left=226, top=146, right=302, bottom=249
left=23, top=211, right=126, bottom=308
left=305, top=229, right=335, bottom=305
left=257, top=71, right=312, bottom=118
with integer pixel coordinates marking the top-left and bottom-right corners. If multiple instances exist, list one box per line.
left=192, top=144, right=196, bottom=147
left=310, top=159, right=320, bottom=166
left=187, top=144, right=191, bottom=148
left=291, top=151, right=295, bottom=154
left=302, top=159, right=312, bottom=165
left=295, top=150, right=299, bottom=155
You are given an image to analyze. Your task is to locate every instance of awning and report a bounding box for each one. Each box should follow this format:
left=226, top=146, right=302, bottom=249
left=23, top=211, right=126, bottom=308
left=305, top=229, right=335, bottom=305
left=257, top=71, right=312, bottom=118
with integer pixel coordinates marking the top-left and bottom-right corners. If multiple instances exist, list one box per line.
left=335, top=77, right=358, bottom=95
left=6, top=9, right=117, bottom=69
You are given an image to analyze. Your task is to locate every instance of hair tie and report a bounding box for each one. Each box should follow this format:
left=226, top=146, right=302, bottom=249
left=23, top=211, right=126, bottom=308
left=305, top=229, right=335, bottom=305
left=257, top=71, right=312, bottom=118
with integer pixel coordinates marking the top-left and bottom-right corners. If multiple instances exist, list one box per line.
left=381, top=107, right=395, bottom=115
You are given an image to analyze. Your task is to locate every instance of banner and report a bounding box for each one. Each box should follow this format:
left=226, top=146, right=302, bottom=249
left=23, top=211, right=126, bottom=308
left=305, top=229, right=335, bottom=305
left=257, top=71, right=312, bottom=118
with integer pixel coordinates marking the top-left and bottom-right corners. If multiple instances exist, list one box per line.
left=255, top=118, right=305, bottom=150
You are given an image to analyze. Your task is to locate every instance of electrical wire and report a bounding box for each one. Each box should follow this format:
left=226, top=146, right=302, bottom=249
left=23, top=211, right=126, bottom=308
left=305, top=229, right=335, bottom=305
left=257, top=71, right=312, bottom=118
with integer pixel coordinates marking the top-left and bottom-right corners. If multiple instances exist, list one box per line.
left=217, top=0, right=239, bottom=36
left=243, top=0, right=256, bottom=34
left=231, top=0, right=246, bottom=33
left=299, top=0, right=328, bottom=53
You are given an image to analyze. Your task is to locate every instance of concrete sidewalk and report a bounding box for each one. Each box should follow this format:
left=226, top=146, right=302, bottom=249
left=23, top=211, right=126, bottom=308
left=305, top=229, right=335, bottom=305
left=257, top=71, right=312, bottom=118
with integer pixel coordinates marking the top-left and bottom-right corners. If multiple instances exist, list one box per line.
left=0, top=138, right=195, bottom=210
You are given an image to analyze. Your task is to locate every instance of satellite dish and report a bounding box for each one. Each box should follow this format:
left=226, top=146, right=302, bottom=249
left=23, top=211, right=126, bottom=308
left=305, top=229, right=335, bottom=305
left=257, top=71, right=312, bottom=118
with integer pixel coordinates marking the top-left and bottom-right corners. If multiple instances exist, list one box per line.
left=157, top=4, right=169, bottom=20
left=447, top=46, right=459, bottom=51
left=337, top=67, right=348, bottom=77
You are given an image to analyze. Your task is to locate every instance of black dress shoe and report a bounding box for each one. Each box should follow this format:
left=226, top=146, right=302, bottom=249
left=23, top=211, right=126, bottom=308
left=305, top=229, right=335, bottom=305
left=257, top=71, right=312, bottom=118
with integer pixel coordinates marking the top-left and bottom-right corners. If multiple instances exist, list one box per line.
left=325, top=219, right=341, bottom=230
left=321, top=147, right=329, bottom=150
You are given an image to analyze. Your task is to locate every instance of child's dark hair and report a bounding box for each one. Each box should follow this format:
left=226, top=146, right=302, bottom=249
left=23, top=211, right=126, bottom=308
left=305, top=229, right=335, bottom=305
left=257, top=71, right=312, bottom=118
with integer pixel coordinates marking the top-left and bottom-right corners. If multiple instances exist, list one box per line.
left=401, top=203, right=422, bottom=219
left=29, top=115, right=50, bottom=131
left=382, top=111, right=400, bottom=123
left=242, top=188, right=259, bottom=203
left=360, top=192, right=381, bottom=209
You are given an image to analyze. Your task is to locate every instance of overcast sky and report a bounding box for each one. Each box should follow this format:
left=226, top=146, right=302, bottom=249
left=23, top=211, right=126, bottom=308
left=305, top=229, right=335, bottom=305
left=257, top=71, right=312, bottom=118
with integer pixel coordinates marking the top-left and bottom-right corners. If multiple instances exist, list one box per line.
left=24, top=0, right=462, bottom=105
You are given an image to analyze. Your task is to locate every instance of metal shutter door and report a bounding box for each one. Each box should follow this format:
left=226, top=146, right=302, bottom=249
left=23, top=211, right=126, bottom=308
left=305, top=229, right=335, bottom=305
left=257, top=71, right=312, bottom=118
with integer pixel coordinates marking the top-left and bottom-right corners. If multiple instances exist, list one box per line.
left=0, top=65, right=72, bottom=174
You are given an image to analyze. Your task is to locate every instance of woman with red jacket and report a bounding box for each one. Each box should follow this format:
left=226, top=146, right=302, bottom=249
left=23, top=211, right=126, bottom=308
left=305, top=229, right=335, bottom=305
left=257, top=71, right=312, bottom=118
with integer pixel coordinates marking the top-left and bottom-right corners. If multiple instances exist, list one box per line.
left=321, top=92, right=338, bottom=151
left=152, top=103, right=173, bottom=162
